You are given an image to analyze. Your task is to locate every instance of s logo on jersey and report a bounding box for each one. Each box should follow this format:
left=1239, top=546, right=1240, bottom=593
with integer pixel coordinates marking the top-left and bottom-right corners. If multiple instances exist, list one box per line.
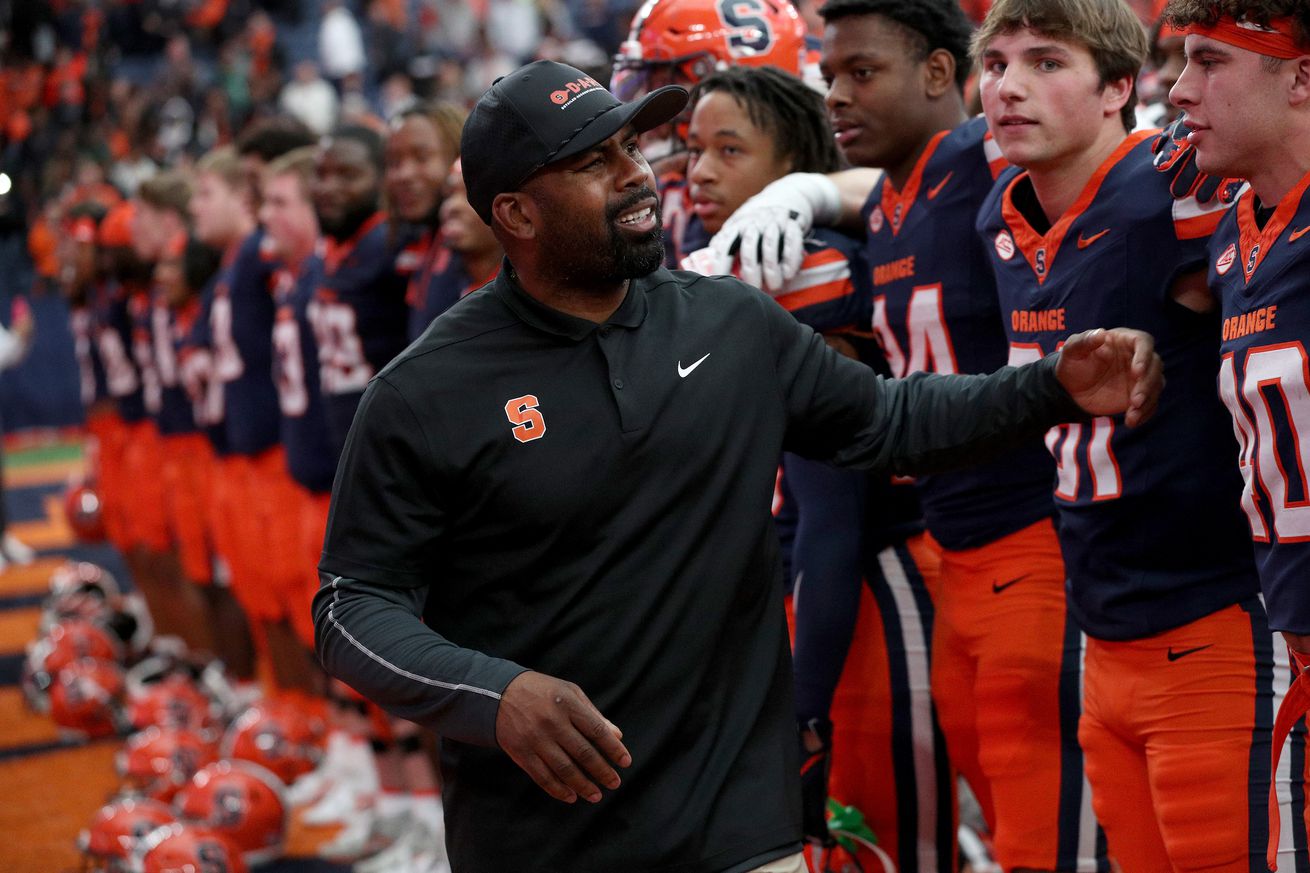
left=1244, top=244, right=1261, bottom=278
left=1216, top=242, right=1236, bottom=276
left=994, top=230, right=1016, bottom=261
left=505, top=395, right=546, bottom=443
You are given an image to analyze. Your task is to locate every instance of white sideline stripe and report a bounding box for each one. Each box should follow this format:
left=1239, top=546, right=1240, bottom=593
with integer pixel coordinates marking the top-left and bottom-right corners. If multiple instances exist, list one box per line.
left=327, top=576, right=501, bottom=700
left=877, top=546, right=940, bottom=873
left=779, top=261, right=849, bottom=296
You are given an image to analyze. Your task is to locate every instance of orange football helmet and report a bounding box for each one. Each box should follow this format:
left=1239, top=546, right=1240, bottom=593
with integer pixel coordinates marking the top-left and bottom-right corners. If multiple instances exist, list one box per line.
left=611, top=0, right=807, bottom=100
left=220, top=699, right=327, bottom=786
left=175, top=760, right=288, bottom=866
left=64, top=480, right=107, bottom=542
left=139, top=823, right=250, bottom=873
left=49, top=658, right=126, bottom=738
left=127, top=673, right=222, bottom=732
left=78, top=795, right=176, bottom=872
left=117, top=726, right=219, bottom=802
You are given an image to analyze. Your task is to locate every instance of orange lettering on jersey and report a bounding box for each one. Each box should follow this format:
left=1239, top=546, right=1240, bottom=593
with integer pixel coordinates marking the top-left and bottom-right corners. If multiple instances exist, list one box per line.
left=1010, top=308, right=1066, bottom=333
left=1222, top=305, right=1278, bottom=342
left=504, top=395, right=546, bottom=443
left=872, top=255, right=916, bottom=286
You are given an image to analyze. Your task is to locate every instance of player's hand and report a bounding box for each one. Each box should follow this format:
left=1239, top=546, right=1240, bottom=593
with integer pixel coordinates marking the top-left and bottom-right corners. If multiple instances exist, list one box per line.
left=495, top=671, right=631, bottom=804
left=679, top=246, right=734, bottom=276
left=708, top=173, right=840, bottom=292
left=799, top=718, right=836, bottom=847
left=1055, top=328, right=1164, bottom=428
left=1151, top=111, right=1243, bottom=206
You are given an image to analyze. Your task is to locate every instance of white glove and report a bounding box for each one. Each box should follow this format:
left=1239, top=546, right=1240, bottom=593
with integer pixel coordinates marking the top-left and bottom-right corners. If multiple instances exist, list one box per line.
left=707, top=173, right=842, bottom=292
left=679, top=246, right=733, bottom=276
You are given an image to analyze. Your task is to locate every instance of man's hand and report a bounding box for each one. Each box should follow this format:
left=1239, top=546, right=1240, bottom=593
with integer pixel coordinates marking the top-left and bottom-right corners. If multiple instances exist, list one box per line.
left=707, top=172, right=841, bottom=292
left=1055, top=328, right=1164, bottom=427
left=1152, top=112, right=1244, bottom=206
left=495, top=671, right=631, bottom=804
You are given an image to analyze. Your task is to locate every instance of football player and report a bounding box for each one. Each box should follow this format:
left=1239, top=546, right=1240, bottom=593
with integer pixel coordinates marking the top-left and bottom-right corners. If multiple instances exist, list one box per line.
left=681, top=64, right=955, bottom=873
left=309, top=126, right=418, bottom=459
left=975, top=0, right=1304, bottom=867
left=1164, top=1, right=1310, bottom=863
left=407, top=160, right=503, bottom=341
left=703, top=1, right=1104, bottom=867
left=188, top=144, right=306, bottom=693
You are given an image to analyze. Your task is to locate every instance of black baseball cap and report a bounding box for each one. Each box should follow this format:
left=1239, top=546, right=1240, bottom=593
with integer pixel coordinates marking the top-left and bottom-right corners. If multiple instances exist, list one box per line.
left=461, top=60, right=688, bottom=224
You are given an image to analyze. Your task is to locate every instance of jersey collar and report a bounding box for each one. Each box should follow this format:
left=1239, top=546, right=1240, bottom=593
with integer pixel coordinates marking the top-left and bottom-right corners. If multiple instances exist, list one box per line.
left=879, top=129, right=950, bottom=237
left=1001, top=130, right=1152, bottom=285
left=1235, top=168, right=1310, bottom=283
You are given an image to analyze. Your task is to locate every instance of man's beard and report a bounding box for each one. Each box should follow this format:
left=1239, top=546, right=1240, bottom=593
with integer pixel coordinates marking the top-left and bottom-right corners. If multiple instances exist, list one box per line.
left=539, top=186, right=665, bottom=286
left=318, top=195, right=379, bottom=241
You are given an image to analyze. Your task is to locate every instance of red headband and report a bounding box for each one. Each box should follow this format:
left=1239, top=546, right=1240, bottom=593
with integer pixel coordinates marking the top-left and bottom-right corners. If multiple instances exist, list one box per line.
left=1185, top=15, right=1307, bottom=59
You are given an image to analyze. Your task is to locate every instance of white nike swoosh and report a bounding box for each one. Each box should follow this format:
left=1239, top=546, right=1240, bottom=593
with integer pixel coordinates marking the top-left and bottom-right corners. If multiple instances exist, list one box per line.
left=677, top=353, right=711, bottom=378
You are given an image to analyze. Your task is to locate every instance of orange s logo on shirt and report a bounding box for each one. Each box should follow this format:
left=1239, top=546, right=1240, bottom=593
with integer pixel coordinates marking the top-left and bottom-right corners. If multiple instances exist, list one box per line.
left=504, top=395, right=546, bottom=443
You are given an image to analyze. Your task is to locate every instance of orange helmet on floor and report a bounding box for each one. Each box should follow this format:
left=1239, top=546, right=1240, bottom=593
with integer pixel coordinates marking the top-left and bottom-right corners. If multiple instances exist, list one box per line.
left=220, top=699, right=326, bottom=786
left=78, top=795, right=177, bottom=871
left=117, top=726, right=219, bottom=802
left=175, top=760, right=287, bottom=866
left=139, top=823, right=249, bottom=873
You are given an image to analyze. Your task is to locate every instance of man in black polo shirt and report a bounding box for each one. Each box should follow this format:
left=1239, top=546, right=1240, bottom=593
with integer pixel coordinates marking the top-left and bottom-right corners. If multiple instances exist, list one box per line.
left=314, top=61, right=1163, bottom=873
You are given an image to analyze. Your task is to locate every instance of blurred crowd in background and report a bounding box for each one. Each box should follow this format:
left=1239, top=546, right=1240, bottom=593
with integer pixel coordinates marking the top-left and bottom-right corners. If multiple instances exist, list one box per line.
left=0, top=0, right=645, bottom=279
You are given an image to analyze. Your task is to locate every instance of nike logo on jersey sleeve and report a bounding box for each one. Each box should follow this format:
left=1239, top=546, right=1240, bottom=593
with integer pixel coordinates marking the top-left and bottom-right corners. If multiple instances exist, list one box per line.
left=678, top=353, right=710, bottom=378
left=1290, top=226, right=1310, bottom=243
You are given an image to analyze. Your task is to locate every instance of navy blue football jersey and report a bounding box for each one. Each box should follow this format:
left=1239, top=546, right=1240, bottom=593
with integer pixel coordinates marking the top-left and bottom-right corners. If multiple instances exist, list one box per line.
left=135, top=289, right=195, bottom=436
left=979, top=130, right=1257, bottom=641
left=1212, top=172, right=1310, bottom=634
left=92, top=280, right=146, bottom=422
left=310, top=213, right=418, bottom=453
left=406, top=239, right=497, bottom=343
left=177, top=276, right=228, bottom=455
left=70, top=305, right=108, bottom=410
left=865, top=117, right=1052, bottom=551
left=272, top=257, right=338, bottom=494
left=212, top=230, right=281, bottom=456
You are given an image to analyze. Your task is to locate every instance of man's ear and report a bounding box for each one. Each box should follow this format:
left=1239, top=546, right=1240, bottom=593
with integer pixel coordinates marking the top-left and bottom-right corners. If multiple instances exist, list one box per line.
left=1288, top=55, right=1310, bottom=108
left=924, top=47, right=959, bottom=100
left=492, top=193, right=536, bottom=241
left=1101, top=73, right=1134, bottom=117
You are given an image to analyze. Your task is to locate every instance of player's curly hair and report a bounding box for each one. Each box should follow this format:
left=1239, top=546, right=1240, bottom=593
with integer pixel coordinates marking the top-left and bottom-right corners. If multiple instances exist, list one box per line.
left=972, top=0, right=1148, bottom=133
left=819, top=0, right=975, bottom=89
left=688, top=66, right=842, bottom=174
left=1163, top=0, right=1310, bottom=68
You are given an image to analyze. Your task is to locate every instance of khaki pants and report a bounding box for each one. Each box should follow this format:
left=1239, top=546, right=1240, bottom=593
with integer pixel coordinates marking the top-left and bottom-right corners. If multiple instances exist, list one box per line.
left=749, top=852, right=807, bottom=873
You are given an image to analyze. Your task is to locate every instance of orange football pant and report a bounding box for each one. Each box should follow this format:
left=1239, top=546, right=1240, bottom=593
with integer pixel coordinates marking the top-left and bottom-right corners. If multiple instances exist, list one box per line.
left=160, top=432, right=215, bottom=584
left=929, top=518, right=1104, bottom=871
left=1080, top=599, right=1307, bottom=871
left=821, top=534, right=957, bottom=873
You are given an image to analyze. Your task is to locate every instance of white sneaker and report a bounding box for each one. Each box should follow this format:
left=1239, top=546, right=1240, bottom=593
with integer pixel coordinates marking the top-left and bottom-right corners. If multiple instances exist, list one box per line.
left=303, top=780, right=377, bottom=827
left=2, top=534, right=35, bottom=565
left=317, top=804, right=377, bottom=860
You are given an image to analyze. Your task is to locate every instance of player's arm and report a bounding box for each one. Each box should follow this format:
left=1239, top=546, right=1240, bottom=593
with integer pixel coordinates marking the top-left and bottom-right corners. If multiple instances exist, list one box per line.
left=315, top=377, right=630, bottom=804
left=764, top=294, right=1163, bottom=473
left=704, top=168, right=881, bottom=291
left=1169, top=266, right=1217, bottom=313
